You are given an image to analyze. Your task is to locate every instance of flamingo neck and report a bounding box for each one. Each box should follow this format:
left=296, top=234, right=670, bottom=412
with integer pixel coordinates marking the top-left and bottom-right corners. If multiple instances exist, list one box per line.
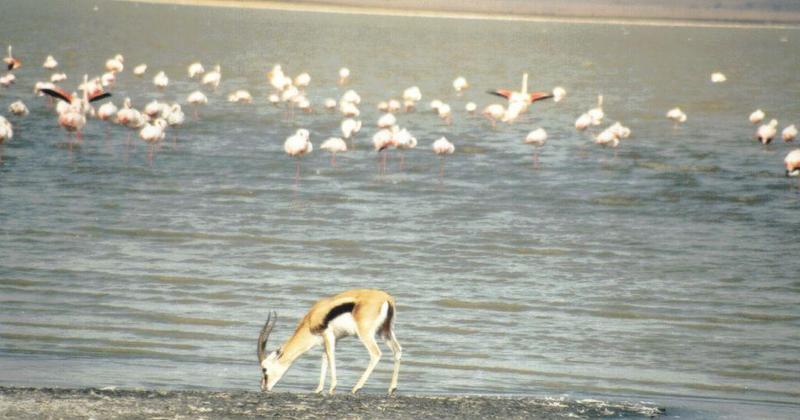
left=522, top=73, right=528, bottom=95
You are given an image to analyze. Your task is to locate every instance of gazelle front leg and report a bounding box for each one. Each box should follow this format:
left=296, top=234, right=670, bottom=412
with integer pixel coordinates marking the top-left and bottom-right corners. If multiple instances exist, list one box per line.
left=323, top=331, right=337, bottom=394
left=351, top=334, right=381, bottom=394
left=314, top=353, right=328, bottom=394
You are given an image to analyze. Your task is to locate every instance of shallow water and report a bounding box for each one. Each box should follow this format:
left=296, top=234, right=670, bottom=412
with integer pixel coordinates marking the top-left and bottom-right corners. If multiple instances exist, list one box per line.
left=0, top=1, right=799, bottom=418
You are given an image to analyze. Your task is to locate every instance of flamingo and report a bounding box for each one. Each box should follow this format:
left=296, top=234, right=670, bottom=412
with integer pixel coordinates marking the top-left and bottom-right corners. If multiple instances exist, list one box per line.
left=432, top=137, right=455, bottom=179
left=320, top=137, right=347, bottom=166
left=482, top=104, right=505, bottom=127
left=465, top=102, right=477, bottom=114
left=144, top=100, right=168, bottom=119
left=525, top=128, right=547, bottom=168
left=341, top=118, right=361, bottom=147
left=133, top=64, right=147, bottom=77
left=338, top=67, right=350, bottom=85
left=588, top=95, right=604, bottom=125
left=165, top=103, right=185, bottom=147
left=785, top=149, right=800, bottom=178
left=227, top=90, right=253, bottom=103
left=501, top=101, right=526, bottom=124
left=42, top=55, right=58, bottom=69
left=403, top=86, right=421, bottom=111
left=783, top=125, right=797, bottom=143
left=395, top=127, right=417, bottom=170
left=4, top=46, right=21, bottom=70
left=268, top=64, right=291, bottom=91
left=101, top=72, right=115, bottom=87
left=97, top=101, right=117, bottom=121
left=153, top=71, right=169, bottom=90
left=188, top=62, right=204, bottom=79
left=105, top=54, right=124, bottom=73
left=202, top=65, right=221, bottom=90
left=437, top=103, right=453, bottom=125
left=452, top=76, right=468, bottom=94
left=0, top=73, right=15, bottom=87
left=294, top=72, right=311, bottom=90
left=667, top=107, right=687, bottom=127
left=711, top=72, right=727, bottom=83
left=373, top=128, right=396, bottom=174
left=339, top=101, right=360, bottom=118
left=8, top=100, right=29, bottom=117
left=488, top=73, right=553, bottom=106
left=757, top=119, right=778, bottom=145
left=594, top=127, right=620, bottom=150
left=377, top=113, right=396, bottom=129
left=140, top=118, right=168, bottom=162
left=40, top=75, right=111, bottom=142
left=608, top=122, right=632, bottom=139
left=749, top=109, right=765, bottom=125
left=552, top=86, right=567, bottom=102
left=284, top=129, right=313, bottom=183
left=187, top=90, right=208, bottom=118
left=50, top=73, right=67, bottom=83
left=0, top=115, right=13, bottom=144
left=575, top=113, right=592, bottom=131
left=324, top=98, right=337, bottom=110
left=341, top=89, right=361, bottom=105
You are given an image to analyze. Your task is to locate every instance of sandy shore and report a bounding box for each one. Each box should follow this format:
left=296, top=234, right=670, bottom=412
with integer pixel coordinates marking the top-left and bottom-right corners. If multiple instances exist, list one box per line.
left=114, top=0, right=800, bottom=29
left=0, top=387, right=664, bottom=419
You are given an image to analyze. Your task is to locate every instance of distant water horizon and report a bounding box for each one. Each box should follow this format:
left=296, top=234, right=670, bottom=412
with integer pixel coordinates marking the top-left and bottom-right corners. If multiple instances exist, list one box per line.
left=118, top=0, right=800, bottom=27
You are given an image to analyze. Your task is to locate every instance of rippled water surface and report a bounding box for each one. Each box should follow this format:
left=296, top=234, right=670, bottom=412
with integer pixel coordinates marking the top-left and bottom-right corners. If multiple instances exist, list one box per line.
left=1, top=1, right=799, bottom=418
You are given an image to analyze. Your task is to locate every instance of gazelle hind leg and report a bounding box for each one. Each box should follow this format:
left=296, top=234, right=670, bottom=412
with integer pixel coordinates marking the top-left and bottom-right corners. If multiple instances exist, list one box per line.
left=315, top=353, right=328, bottom=394
left=323, top=331, right=337, bottom=394
left=384, top=330, right=402, bottom=394
left=351, top=334, right=381, bottom=394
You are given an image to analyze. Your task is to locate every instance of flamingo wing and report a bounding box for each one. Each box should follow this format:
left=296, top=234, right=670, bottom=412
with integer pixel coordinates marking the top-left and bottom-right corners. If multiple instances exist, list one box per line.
left=487, top=89, right=512, bottom=99
left=88, top=92, right=112, bottom=103
left=40, top=87, right=73, bottom=103
left=529, top=92, right=554, bottom=103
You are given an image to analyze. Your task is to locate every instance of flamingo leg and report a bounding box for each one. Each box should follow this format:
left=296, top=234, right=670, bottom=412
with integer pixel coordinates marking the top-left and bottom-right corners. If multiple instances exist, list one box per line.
left=331, top=153, right=336, bottom=167
left=295, top=159, right=300, bottom=185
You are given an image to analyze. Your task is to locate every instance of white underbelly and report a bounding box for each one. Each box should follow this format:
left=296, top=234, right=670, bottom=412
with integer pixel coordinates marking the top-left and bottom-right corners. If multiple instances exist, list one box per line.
left=328, top=313, right=358, bottom=338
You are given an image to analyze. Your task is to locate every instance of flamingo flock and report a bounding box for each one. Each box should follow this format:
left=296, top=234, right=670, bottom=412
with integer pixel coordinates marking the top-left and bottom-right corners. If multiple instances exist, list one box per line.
left=0, top=43, right=797, bottom=187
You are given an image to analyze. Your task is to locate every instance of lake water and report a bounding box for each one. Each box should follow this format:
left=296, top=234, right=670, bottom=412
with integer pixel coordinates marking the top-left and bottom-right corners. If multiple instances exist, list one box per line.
left=0, top=0, right=799, bottom=418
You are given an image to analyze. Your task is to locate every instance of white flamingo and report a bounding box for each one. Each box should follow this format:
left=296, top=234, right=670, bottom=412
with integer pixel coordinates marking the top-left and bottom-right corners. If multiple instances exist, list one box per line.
left=284, top=129, right=313, bottom=182
left=320, top=137, right=347, bottom=166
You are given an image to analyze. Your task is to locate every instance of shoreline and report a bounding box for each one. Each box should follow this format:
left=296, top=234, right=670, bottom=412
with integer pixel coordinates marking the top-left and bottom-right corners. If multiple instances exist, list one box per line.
left=0, top=386, right=665, bottom=419
left=114, top=0, right=800, bottom=30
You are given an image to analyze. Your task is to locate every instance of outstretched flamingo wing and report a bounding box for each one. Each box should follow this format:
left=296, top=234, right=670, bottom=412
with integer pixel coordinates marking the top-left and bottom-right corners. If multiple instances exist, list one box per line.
left=529, top=92, right=554, bottom=103
left=88, top=92, right=112, bottom=103
left=40, top=87, right=73, bottom=104
left=487, top=89, right=512, bottom=99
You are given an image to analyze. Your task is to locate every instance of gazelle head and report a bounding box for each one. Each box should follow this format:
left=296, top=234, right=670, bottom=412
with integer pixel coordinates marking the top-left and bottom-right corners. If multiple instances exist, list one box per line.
left=257, top=311, right=288, bottom=391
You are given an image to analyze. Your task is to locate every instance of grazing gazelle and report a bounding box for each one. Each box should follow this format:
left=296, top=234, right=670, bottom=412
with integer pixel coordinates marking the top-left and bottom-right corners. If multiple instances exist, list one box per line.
left=257, top=289, right=402, bottom=395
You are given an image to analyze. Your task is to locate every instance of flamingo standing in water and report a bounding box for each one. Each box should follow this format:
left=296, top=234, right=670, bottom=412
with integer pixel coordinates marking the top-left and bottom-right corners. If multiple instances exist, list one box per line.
left=106, top=54, right=124, bottom=73
left=524, top=128, right=547, bottom=168
left=338, top=67, right=350, bottom=85
left=749, top=109, right=765, bottom=124
left=432, top=136, right=455, bottom=180
left=0, top=115, right=13, bottom=143
left=133, top=64, right=147, bottom=77
left=783, top=125, right=797, bottom=143
left=488, top=73, right=553, bottom=107
left=785, top=149, right=800, bottom=179
left=8, top=100, right=29, bottom=117
left=4, top=46, right=21, bottom=70
left=165, top=103, right=185, bottom=148
left=140, top=118, right=167, bottom=162
left=320, top=137, right=347, bottom=166
left=42, top=55, right=58, bottom=69
left=372, top=128, right=396, bottom=174
left=452, top=76, right=468, bottom=95
left=284, top=129, right=313, bottom=183
left=153, top=71, right=169, bottom=90
left=202, top=65, right=221, bottom=90
left=188, top=62, right=204, bottom=79
left=482, top=104, right=505, bottom=128
left=395, top=127, right=417, bottom=170
left=41, top=75, right=111, bottom=144
left=187, top=90, right=208, bottom=119
left=666, top=107, right=687, bottom=128
left=757, top=119, right=778, bottom=145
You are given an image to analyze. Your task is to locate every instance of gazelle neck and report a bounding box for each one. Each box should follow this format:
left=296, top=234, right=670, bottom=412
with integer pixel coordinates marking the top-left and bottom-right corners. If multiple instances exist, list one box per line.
left=278, top=325, right=319, bottom=365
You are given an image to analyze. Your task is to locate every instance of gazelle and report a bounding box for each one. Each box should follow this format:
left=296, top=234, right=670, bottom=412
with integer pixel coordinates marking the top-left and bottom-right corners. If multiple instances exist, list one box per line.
left=257, top=289, right=402, bottom=395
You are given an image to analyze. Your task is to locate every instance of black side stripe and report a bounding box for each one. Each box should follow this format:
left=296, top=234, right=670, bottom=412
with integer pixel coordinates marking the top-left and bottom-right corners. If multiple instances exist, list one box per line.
left=318, top=302, right=356, bottom=332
